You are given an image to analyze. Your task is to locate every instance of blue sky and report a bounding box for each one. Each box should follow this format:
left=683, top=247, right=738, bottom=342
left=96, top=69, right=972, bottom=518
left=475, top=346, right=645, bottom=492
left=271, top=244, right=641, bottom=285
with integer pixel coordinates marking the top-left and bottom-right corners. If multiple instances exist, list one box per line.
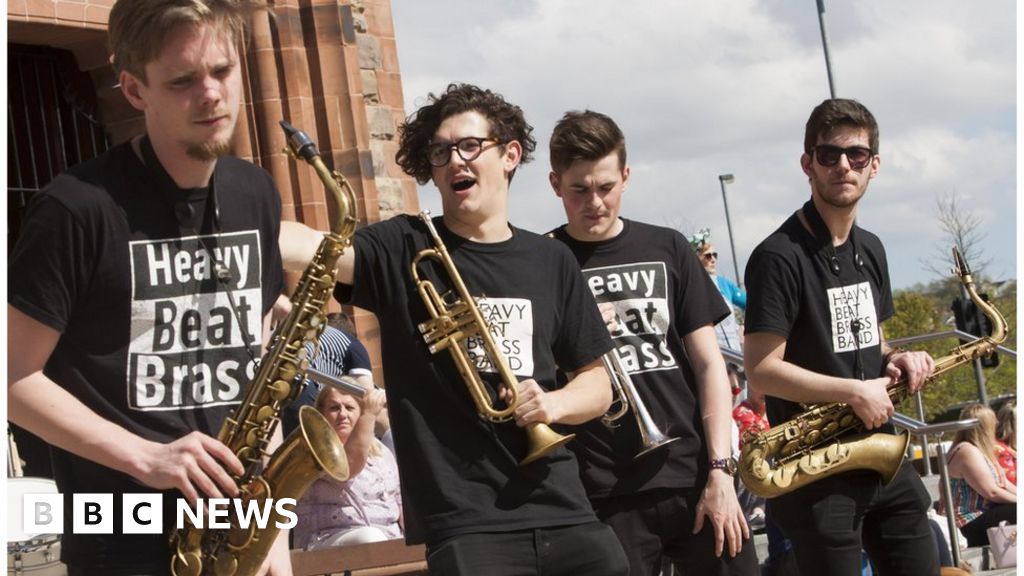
left=390, top=1, right=1017, bottom=290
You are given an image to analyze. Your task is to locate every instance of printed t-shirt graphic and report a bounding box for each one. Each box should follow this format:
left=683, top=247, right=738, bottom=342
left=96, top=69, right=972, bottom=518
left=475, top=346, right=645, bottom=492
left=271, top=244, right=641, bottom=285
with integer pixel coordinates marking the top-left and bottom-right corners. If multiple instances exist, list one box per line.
left=827, top=281, right=880, bottom=353
left=128, top=230, right=263, bottom=411
left=583, top=262, right=675, bottom=374
left=465, top=297, right=535, bottom=377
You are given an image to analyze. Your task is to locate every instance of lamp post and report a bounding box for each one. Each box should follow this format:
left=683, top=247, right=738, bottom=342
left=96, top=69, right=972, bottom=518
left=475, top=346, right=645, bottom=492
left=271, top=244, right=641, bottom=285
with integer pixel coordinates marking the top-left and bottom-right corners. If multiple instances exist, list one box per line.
left=816, top=0, right=837, bottom=97
left=718, top=174, right=741, bottom=287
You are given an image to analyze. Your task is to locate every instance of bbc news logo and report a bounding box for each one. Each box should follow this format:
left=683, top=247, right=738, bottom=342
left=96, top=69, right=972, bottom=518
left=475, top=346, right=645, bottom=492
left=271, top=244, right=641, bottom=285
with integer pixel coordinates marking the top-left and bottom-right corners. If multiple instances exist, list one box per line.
left=22, top=493, right=298, bottom=534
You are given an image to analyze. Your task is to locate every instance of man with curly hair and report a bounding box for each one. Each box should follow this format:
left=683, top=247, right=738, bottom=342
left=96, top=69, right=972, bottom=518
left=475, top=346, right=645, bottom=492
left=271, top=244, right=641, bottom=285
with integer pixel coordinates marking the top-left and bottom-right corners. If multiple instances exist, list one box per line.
left=282, top=83, right=627, bottom=575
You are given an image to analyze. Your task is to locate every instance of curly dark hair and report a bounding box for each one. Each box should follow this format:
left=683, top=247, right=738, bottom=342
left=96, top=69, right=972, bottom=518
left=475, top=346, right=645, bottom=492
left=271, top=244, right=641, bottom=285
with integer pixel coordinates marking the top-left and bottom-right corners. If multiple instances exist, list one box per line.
left=396, top=83, right=536, bottom=184
left=804, top=98, right=879, bottom=155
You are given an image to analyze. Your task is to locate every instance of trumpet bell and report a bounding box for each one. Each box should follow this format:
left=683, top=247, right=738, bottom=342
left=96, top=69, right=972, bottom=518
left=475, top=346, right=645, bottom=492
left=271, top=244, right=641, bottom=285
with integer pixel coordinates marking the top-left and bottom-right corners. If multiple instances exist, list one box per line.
left=635, top=433, right=679, bottom=460
left=521, top=424, right=575, bottom=465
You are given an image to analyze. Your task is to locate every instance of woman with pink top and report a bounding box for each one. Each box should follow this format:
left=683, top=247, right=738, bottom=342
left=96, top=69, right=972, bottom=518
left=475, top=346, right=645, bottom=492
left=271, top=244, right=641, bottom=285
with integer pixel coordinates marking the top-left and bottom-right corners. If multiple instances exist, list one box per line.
left=294, top=385, right=403, bottom=549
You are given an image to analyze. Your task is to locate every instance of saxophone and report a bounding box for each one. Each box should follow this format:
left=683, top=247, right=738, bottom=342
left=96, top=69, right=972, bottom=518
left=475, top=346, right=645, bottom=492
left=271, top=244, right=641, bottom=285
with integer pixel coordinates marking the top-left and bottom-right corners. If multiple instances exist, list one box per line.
left=739, top=248, right=1007, bottom=498
left=170, top=121, right=358, bottom=575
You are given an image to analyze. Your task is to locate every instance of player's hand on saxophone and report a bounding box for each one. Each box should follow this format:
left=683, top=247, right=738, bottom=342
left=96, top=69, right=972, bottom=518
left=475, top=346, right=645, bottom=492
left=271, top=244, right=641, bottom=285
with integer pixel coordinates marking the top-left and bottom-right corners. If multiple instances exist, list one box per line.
left=136, top=431, right=243, bottom=504
left=883, top=349, right=935, bottom=394
left=847, top=377, right=894, bottom=430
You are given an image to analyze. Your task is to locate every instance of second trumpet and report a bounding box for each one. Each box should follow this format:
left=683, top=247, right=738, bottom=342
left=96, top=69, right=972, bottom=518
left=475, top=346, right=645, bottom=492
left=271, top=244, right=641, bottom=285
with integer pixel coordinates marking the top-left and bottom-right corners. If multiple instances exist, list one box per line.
left=602, top=348, right=679, bottom=458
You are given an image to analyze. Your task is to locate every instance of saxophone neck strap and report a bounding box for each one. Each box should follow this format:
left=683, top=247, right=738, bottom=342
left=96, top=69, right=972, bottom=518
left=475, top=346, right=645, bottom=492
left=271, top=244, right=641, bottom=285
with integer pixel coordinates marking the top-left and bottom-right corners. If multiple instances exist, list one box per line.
left=800, top=199, right=863, bottom=276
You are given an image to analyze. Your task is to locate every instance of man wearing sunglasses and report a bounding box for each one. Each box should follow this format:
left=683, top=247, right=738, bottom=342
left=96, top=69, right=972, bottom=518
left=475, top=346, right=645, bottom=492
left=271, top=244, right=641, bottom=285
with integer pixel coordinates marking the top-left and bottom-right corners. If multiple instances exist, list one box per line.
left=743, top=99, right=939, bottom=576
left=281, top=84, right=628, bottom=575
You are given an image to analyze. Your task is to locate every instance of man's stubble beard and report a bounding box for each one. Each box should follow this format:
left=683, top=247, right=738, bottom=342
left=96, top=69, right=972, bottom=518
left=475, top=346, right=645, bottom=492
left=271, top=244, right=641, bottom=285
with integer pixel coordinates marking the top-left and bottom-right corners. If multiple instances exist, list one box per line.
left=186, top=137, right=233, bottom=162
left=814, top=182, right=866, bottom=210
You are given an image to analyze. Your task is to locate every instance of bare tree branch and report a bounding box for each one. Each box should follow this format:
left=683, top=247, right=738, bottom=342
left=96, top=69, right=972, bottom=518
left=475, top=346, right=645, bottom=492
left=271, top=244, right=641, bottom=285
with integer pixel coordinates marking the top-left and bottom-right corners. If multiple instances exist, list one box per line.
left=920, top=191, right=992, bottom=279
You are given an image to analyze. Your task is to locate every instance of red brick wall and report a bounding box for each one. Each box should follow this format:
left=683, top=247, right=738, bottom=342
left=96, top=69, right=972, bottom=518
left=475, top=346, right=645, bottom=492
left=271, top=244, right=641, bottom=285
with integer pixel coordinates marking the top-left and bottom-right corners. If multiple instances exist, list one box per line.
left=6, top=0, right=417, bottom=381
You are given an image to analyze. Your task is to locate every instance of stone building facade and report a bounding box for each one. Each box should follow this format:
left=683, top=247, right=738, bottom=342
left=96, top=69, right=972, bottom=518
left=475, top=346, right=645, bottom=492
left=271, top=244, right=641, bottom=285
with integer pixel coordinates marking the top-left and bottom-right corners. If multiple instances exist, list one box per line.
left=7, top=0, right=418, bottom=376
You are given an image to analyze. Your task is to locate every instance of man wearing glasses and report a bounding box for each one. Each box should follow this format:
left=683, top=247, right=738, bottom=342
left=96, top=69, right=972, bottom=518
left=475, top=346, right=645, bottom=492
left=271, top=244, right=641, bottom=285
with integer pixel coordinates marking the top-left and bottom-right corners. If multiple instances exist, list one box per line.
left=281, top=83, right=627, bottom=575
left=743, top=99, right=939, bottom=576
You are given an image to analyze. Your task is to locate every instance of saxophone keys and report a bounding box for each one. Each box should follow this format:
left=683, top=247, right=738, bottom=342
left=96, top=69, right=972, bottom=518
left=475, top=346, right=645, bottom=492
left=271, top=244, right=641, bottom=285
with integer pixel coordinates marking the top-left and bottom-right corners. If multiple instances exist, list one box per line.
left=277, top=363, right=298, bottom=382
left=244, top=427, right=262, bottom=448
left=780, top=439, right=801, bottom=458
left=213, top=551, right=239, bottom=575
left=170, top=550, right=202, bottom=576
left=228, top=522, right=255, bottom=549
left=774, top=465, right=796, bottom=488
left=268, top=379, right=291, bottom=402
left=255, top=405, right=276, bottom=424
left=236, top=446, right=256, bottom=465
left=826, top=442, right=848, bottom=462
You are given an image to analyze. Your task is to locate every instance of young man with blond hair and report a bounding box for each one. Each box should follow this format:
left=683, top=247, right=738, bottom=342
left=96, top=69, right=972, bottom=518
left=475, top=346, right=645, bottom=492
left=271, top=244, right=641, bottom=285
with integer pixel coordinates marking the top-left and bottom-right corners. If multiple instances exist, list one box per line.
left=8, top=1, right=290, bottom=573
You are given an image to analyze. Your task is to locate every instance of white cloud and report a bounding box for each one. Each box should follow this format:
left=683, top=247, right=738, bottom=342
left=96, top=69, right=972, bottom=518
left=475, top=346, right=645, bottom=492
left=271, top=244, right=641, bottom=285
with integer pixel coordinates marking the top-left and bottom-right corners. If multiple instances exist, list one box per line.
left=392, top=0, right=1016, bottom=288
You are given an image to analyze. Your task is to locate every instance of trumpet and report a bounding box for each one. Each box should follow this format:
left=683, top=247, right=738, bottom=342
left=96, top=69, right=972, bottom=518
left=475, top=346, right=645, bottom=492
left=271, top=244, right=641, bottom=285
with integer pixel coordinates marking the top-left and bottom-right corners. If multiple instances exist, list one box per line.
left=601, top=349, right=679, bottom=458
left=411, top=211, right=574, bottom=465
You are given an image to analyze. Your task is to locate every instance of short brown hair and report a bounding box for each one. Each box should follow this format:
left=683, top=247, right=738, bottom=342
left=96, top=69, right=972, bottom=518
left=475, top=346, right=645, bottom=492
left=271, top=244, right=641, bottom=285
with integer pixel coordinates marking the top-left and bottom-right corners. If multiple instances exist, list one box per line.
left=803, top=98, right=879, bottom=155
left=549, top=110, right=626, bottom=175
left=108, top=0, right=257, bottom=82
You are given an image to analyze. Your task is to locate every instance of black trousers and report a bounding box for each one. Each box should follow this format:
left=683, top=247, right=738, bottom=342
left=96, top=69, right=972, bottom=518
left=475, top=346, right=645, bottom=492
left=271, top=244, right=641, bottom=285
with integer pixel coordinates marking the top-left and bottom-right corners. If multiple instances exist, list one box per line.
left=961, top=502, right=1017, bottom=547
left=596, top=487, right=759, bottom=576
left=425, top=521, right=629, bottom=576
left=769, top=462, right=939, bottom=576
left=68, top=565, right=167, bottom=576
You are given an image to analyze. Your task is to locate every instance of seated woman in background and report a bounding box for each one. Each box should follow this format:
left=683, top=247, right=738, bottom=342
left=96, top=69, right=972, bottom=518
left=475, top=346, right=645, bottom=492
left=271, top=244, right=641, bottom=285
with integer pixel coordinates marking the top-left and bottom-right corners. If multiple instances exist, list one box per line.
left=995, top=400, right=1016, bottom=485
left=942, top=403, right=1017, bottom=547
left=294, top=384, right=403, bottom=549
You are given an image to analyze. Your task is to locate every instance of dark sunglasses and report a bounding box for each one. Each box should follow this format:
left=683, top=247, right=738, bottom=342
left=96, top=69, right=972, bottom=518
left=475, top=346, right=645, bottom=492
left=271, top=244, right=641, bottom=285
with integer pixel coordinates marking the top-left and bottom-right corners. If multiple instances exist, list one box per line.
left=813, top=145, right=874, bottom=170
left=702, top=252, right=718, bottom=260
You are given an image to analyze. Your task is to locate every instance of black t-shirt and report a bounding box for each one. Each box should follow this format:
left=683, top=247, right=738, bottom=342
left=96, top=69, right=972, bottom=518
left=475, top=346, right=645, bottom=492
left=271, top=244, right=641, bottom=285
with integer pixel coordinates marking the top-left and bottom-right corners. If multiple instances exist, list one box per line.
left=336, top=214, right=613, bottom=545
left=744, top=201, right=894, bottom=427
left=551, top=219, right=730, bottom=500
left=8, top=139, right=284, bottom=567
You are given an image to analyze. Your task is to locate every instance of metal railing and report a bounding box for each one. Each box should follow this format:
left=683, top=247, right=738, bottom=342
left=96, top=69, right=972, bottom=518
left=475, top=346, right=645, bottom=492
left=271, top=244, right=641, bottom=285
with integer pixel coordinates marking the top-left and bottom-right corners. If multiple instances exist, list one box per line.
left=890, top=329, right=1016, bottom=409
left=891, top=413, right=980, bottom=568
left=723, top=329, right=1012, bottom=568
left=889, top=329, right=1016, bottom=473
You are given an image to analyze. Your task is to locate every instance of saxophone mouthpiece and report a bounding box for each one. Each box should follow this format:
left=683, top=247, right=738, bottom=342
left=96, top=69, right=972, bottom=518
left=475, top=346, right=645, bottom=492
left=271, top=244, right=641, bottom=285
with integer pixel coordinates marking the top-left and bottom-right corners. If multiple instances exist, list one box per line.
left=279, top=120, right=319, bottom=162
left=952, top=246, right=971, bottom=278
